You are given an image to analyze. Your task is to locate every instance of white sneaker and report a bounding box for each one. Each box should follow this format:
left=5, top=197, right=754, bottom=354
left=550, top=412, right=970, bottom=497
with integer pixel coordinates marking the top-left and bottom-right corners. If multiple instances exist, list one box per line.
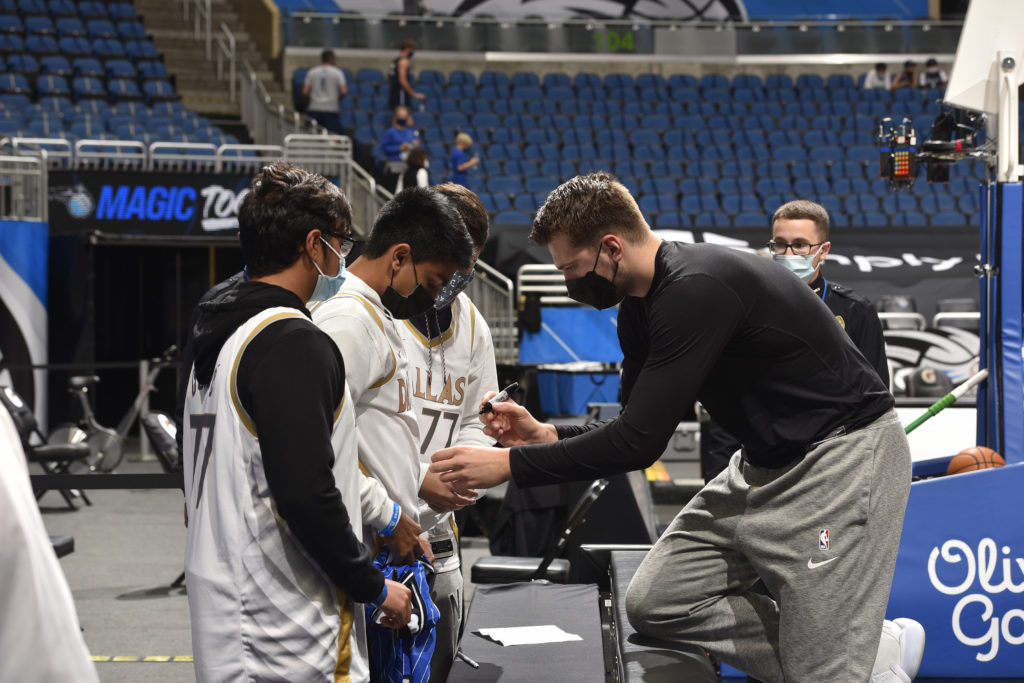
left=872, top=618, right=926, bottom=681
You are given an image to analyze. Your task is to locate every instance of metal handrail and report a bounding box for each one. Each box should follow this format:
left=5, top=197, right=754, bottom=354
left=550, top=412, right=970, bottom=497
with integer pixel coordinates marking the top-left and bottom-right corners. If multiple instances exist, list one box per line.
left=9, top=137, right=72, bottom=168
left=215, top=22, right=237, bottom=102
left=466, top=259, right=518, bottom=365
left=340, top=157, right=390, bottom=237
left=516, top=264, right=576, bottom=306
left=878, top=312, right=928, bottom=330
left=933, top=312, right=980, bottom=328
left=150, top=141, right=219, bottom=171
left=181, top=0, right=212, bottom=59
left=0, top=155, right=47, bottom=222
left=74, top=139, right=148, bottom=170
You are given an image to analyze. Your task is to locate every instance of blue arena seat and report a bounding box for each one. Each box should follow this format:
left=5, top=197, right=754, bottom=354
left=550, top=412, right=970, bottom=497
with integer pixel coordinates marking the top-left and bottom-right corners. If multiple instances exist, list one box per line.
left=40, top=54, right=72, bottom=77
left=732, top=211, right=765, bottom=227
left=26, top=34, right=59, bottom=55
left=92, top=37, right=125, bottom=59
left=931, top=212, right=966, bottom=227
left=809, top=146, right=843, bottom=164
left=832, top=161, right=866, bottom=179
left=849, top=211, right=887, bottom=227
left=542, top=73, right=570, bottom=89
left=25, top=15, right=55, bottom=35
left=0, top=34, right=26, bottom=56
left=28, top=117, right=66, bottom=136
left=654, top=212, right=689, bottom=228
left=36, top=73, right=69, bottom=96
left=882, top=194, right=919, bottom=214
left=7, top=54, right=39, bottom=77
left=105, top=58, right=135, bottom=79
left=523, top=175, right=558, bottom=195
left=86, top=18, right=116, bottom=38
left=480, top=71, right=510, bottom=89
left=143, top=79, right=176, bottom=104
left=694, top=211, right=730, bottom=227
left=494, top=209, right=531, bottom=226
left=680, top=193, right=720, bottom=214
left=765, top=74, right=793, bottom=90
left=793, top=177, right=832, bottom=197
left=0, top=72, right=31, bottom=94
left=116, top=20, right=146, bottom=40
left=894, top=211, right=927, bottom=227
left=721, top=160, right=755, bottom=179
left=78, top=1, right=107, bottom=19
left=845, top=193, right=881, bottom=214
left=107, top=2, right=137, bottom=20
left=958, top=194, right=979, bottom=215
left=721, top=195, right=761, bottom=216
left=539, top=160, right=576, bottom=179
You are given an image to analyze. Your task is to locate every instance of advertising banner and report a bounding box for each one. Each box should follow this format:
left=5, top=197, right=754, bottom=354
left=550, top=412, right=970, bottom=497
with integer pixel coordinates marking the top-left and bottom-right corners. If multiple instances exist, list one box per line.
left=888, top=464, right=1024, bottom=677
left=48, top=171, right=255, bottom=238
left=0, top=220, right=48, bottom=423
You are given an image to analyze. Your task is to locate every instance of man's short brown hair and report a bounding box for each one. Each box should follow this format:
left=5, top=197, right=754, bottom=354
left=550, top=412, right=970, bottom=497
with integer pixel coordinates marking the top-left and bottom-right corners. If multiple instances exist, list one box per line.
left=530, top=172, right=647, bottom=246
left=434, top=182, right=489, bottom=251
left=400, top=39, right=417, bottom=52
left=771, top=199, right=830, bottom=241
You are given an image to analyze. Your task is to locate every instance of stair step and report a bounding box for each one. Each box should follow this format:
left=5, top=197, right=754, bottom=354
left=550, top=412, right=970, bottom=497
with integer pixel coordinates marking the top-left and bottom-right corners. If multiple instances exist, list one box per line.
left=135, top=0, right=294, bottom=142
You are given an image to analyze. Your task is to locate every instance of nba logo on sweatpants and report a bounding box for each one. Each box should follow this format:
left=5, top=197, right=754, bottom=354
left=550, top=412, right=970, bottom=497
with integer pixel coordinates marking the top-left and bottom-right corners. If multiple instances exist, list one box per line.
left=819, top=528, right=830, bottom=550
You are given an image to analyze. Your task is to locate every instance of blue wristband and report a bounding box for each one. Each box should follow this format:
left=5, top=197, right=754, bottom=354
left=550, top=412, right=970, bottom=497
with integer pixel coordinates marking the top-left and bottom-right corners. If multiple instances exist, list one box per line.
left=378, top=502, right=401, bottom=537
left=368, top=582, right=388, bottom=609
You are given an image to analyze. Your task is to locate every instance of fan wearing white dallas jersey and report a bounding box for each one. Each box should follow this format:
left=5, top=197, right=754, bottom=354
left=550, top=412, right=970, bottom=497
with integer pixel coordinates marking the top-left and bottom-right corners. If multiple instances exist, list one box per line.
left=313, top=187, right=477, bottom=681
left=183, top=164, right=410, bottom=683
left=404, top=182, right=498, bottom=683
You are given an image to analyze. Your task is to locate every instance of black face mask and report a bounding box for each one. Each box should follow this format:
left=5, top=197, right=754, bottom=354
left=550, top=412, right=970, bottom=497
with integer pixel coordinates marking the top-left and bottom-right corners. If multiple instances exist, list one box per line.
left=565, top=242, right=622, bottom=310
left=381, top=259, right=435, bottom=319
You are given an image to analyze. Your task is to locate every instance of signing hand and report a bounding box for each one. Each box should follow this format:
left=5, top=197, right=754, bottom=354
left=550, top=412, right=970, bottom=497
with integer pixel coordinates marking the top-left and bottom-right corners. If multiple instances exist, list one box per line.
left=377, top=579, right=412, bottom=629
left=419, top=469, right=478, bottom=513
left=380, top=511, right=422, bottom=565
left=479, top=392, right=558, bottom=446
left=431, top=445, right=512, bottom=489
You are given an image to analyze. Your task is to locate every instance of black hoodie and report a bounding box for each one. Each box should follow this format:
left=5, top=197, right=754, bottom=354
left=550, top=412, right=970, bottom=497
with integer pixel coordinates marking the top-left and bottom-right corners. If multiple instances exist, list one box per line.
left=189, top=280, right=383, bottom=603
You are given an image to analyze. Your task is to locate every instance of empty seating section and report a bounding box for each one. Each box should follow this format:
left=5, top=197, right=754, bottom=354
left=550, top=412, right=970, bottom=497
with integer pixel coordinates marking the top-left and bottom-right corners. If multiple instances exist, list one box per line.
left=325, top=65, right=986, bottom=227
left=0, top=1, right=234, bottom=149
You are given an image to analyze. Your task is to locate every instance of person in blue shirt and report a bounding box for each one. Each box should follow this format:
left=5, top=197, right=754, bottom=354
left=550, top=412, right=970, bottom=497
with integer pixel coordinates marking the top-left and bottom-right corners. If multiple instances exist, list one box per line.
left=448, top=133, right=479, bottom=188
left=380, top=106, right=420, bottom=162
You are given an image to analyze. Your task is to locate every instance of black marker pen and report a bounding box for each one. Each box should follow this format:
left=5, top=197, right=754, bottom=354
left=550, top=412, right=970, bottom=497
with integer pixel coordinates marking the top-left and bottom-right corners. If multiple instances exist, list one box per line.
left=479, top=382, right=519, bottom=414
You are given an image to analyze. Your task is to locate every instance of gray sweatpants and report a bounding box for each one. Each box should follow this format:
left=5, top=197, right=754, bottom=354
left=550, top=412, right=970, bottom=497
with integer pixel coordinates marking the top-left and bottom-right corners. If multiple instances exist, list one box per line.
left=626, top=409, right=911, bottom=682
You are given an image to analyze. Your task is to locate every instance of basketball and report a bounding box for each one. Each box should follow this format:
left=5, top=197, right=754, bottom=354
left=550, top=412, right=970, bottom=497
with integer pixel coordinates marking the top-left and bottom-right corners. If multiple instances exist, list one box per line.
left=946, top=447, right=1006, bottom=475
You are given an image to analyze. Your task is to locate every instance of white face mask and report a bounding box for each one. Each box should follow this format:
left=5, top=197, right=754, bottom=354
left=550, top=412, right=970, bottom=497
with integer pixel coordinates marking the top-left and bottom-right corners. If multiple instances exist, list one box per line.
left=773, top=246, right=822, bottom=283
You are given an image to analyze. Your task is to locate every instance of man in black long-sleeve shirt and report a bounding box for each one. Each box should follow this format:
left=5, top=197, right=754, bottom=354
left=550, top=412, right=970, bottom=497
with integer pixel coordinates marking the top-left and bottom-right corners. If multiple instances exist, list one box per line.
left=702, top=199, right=891, bottom=482
left=431, top=173, right=918, bottom=681
left=184, top=163, right=410, bottom=681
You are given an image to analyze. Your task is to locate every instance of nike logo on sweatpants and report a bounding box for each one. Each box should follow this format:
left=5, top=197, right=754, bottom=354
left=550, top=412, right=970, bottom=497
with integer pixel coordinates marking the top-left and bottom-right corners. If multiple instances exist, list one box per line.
left=807, top=556, right=840, bottom=569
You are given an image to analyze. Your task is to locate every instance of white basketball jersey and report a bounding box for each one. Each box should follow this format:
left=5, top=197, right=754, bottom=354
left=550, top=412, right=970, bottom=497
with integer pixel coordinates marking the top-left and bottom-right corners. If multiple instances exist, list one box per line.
left=402, top=293, right=499, bottom=572
left=0, top=405, right=99, bottom=683
left=183, top=307, right=368, bottom=683
left=311, top=274, right=424, bottom=527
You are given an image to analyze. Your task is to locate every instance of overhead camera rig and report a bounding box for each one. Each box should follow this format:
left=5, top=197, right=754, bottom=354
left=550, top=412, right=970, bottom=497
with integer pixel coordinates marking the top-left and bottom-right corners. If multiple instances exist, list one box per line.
left=877, top=106, right=993, bottom=191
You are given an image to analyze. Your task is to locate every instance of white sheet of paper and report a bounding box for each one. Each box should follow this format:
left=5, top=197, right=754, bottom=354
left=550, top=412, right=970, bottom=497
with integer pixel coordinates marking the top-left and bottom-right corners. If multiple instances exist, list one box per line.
left=476, top=624, right=583, bottom=646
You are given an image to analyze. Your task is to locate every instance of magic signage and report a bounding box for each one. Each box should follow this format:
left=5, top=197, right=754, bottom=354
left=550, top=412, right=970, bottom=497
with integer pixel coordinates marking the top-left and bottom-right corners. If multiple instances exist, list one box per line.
left=48, top=171, right=255, bottom=237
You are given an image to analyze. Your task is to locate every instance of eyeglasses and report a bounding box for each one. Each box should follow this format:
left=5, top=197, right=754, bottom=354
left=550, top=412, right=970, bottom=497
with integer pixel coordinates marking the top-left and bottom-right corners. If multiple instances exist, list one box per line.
left=766, top=240, right=825, bottom=256
left=325, top=232, right=358, bottom=257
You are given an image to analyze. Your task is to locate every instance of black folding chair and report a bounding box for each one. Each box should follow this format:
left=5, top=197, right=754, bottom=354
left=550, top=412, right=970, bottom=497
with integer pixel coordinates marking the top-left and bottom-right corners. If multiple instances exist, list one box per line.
left=0, top=385, right=91, bottom=509
left=471, top=478, right=609, bottom=584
